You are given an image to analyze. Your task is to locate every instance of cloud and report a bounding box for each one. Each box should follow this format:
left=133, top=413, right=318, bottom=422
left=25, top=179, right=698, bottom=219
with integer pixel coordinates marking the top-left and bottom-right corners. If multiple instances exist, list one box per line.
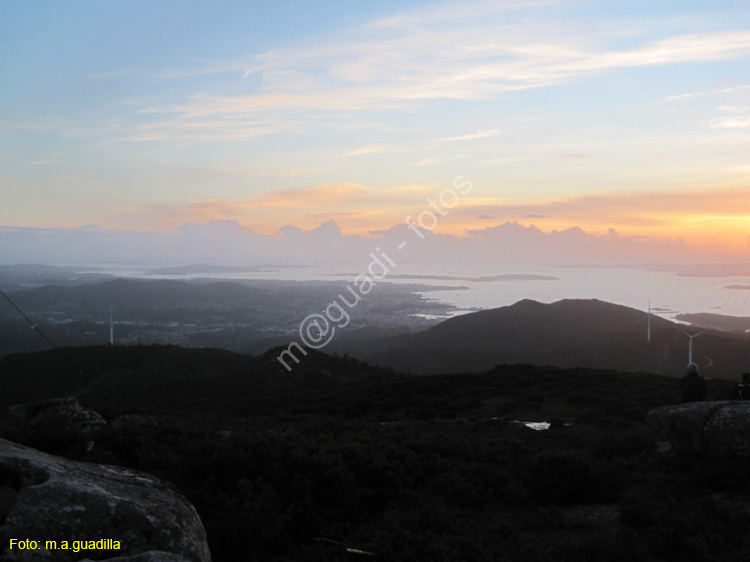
left=96, top=183, right=373, bottom=231
left=13, top=7, right=750, bottom=147
left=440, top=129, right=499, bottom=142
left=176, top=219, right=250, bottom=235
left=250, top=182, right=370, bottom=208
left=2, top=216, right=743, bottom=269
left=460, top=221, right=702, bottom=261
left=101, top=200, right=247, bottom=230
left=448, top=186, right=750, bottom=239
left=277, top=168, right=311, bottom=178
left=122, top=10, right=750, bottom=143
left=344, top=144, right=388, bottom=157
left=708, top=116, right=750, bottom=129
left=305, top=210, right=380, bottom=220
left=658, top=84, right=750, bottom=104
left=371, top=0, right=561, bottom=29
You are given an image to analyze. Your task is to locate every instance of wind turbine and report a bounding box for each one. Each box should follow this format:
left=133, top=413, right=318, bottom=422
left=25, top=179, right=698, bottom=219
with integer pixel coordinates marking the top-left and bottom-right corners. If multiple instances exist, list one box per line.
left=633, top=300, right=653, bottom=343
left=108, top=305, right=121, bottom=345
left=108, top=309, right=115, bottom=345
left=678, top=329, right=705, bottom=364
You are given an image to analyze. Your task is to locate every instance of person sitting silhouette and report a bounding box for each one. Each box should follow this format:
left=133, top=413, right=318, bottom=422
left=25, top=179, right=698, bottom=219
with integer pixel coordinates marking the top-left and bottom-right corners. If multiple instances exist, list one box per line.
left=730, top=372, right=750, bottom=400
left=679, top=362, right=706, bottom=403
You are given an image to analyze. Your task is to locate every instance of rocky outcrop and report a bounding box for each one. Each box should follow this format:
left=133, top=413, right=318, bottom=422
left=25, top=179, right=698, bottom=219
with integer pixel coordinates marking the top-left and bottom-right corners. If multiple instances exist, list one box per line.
left=703, top=403, right=750, bottom=458
left=0, top=438, right=211, bottom=562
left=7, top=396, right=80, bottom=420
left=647, top=401, right=750, bottom=458
left=7, top=396, right=106, bottom=454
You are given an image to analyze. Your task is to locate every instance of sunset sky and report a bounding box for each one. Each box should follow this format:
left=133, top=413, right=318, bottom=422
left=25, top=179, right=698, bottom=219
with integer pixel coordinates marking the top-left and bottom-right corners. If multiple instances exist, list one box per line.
left=2, top=0, right=750, bottom=249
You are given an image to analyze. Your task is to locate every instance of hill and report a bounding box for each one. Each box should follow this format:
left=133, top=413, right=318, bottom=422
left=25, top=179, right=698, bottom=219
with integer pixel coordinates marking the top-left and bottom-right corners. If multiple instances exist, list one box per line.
left=675, top=311, right=750, bottom=333
left=350, top=298, right=750, bottom=378
left=2, top=344, right=748, bottom=562
left=0, top=263, right=113, bottom=291
left=0, top=344, right=388, bottom=417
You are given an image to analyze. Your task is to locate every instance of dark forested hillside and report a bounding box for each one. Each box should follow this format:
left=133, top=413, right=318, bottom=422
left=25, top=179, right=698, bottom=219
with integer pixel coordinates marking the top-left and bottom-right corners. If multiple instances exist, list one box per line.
left=2, top=344, right=750, bottom=561
left=355, top=299, right=750, bottom=378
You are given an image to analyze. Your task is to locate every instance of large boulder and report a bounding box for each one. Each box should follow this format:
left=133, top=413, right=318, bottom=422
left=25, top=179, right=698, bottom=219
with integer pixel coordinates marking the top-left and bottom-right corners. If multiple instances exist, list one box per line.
left=7, top=397, right=80, bottom=420
left=703, top=403, right=750, bottom=458
left=647, top=401, right=750, bottom=458
left=6, top=396, right=105, bottom=455
left=646, top=401, right=725, bottom=453
left=0, top=438, right=210, bottom=562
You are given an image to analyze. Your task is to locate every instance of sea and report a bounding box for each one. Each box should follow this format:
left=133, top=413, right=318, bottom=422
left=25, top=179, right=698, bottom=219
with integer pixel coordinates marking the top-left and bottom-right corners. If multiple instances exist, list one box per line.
left=99, top=263, right=750, bottom=322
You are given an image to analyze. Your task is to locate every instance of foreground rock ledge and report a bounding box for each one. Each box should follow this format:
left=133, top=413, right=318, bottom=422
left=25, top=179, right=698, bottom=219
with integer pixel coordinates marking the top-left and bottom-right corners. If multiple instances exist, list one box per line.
left=647, top=401, right=750, bottom=458
left=0, top=438, right=211, bottom=562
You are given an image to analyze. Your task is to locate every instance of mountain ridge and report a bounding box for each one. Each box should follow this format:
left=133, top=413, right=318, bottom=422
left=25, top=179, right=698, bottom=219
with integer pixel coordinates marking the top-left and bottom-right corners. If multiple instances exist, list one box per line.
left=340, top=298, right=750, bottom=378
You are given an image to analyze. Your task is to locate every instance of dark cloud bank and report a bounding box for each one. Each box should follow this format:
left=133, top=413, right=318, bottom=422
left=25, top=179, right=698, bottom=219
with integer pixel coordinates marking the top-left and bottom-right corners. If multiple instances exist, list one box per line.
left=0, top=219, right=743, bottom=267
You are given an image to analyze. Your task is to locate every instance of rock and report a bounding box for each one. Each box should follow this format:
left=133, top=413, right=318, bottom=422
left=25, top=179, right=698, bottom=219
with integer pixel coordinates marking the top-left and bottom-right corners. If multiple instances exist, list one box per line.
left=646, top=401, right=724, bottom=453
left=6, top=396, right=106, bottom=455
left=703, top=403, right=750, bottom=458
left=0, top=438, right=211, bottom=562
left=0, top=486, right=16, bottom=524
left=29, top=404, right=106, bottom=437
left=7, top=396, right=79, bottom=421
left=647, top=401, right=750, bottom=458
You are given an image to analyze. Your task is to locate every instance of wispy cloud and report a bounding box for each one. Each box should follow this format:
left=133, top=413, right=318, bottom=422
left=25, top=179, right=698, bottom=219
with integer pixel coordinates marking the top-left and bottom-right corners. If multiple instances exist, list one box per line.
left=98, top=183, right=374, bottom=230
left=125, top=11, right=750, bottom=142
left=452, top=186, right=750, bottom=230
left=412, top=158, right=440, bottom=166
left=5, top=0, right=750, bottom=241
left=440, top=129, right=499, bottom=142
left=658, top=84, right=750, bottom=103
left=708, top=115, right=750, bottom=129
left=251, top=182, right=369, bottom=207
left=305, top=210, right=380, bottom=220
left=371, top=0, right=562, bottom=29
left=343, top=144, right=389, bottom=157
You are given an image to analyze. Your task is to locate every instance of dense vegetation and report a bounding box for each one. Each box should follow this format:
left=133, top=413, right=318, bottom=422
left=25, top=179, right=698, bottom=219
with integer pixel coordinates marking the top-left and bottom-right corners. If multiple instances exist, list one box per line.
left=359, top=299, right=750, bottom=378
left=2, top=345, right=750, bottom=561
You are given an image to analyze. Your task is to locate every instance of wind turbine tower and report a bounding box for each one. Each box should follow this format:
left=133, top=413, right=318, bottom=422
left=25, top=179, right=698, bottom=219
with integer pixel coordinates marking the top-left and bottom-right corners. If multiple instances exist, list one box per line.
left=679, top=329, right=705, bottom=364
left=109, top=309, right=114, bottom=345
left=647, top=300, right=651, bottom=344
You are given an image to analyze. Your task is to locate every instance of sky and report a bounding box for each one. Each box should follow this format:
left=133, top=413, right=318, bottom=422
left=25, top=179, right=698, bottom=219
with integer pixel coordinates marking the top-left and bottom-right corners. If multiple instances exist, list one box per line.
left=1, top=0, right=750, bottom=264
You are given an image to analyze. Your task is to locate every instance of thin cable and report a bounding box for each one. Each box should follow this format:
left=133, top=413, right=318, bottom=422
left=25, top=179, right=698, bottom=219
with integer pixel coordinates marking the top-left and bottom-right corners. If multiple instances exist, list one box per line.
left=0, top=288, right=83, bottom=376
left=0, top=288, right=119, bottom=414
